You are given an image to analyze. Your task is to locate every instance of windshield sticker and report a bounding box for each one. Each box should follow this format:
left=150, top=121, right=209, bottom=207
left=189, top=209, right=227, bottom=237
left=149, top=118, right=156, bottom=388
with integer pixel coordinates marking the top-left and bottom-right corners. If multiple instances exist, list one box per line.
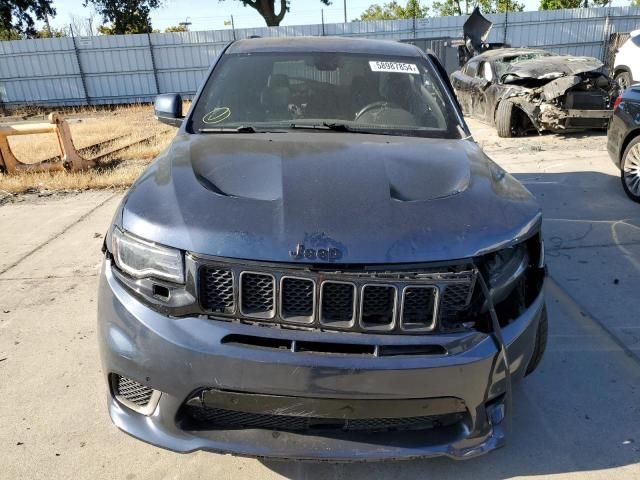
left=203, top=107, right=231, bottom=124
left=369, top=61, right=419, bottom=74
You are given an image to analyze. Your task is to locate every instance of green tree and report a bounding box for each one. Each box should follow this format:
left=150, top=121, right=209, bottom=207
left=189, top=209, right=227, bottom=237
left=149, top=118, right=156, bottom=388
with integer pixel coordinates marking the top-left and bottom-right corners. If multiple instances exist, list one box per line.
left=0, top=27, right=20, bottom=40
left=229, top=0, right=331, bottom=27
left=358, top=0, right=429, bottom=20
left=432, top=0, right=523, bottom=16
left=539, top=0, right=608, bottom=8
left=164, top=24, right=188, bottom=32
left=633, top=0, right=640, bottom=6
left=37, top=26, right=67, bottom=37
left=0, top=0, right=56, bottom=39
left=84, top=0, right=161, bottom=34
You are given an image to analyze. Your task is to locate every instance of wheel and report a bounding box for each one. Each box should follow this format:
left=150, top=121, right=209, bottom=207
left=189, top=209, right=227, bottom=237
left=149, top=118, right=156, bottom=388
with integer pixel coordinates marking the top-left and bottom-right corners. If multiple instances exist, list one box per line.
left=495, top=100, right=516, bottom=138
left=525, top=305, right=548, bottom=376
left=615, top=71, right=632, bottom=91
left=621, top=136, right=640, bottom=203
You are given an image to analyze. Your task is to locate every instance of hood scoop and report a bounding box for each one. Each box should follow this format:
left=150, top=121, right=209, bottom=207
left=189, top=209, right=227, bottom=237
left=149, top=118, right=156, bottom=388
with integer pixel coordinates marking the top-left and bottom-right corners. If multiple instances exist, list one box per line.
left=384, top=154, right=470, bottom=202
left=192, top=150, right=283, bottom=201
left=189, top=135, right=471, bottom=203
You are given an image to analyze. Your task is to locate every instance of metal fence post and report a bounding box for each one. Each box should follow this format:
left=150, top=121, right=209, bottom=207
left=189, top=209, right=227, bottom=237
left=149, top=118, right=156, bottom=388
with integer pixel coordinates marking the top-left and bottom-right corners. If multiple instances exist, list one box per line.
left=413, top=13, right=416, bottom=39
left=69, top=25, right=90, bottom=105
left=503, top=8, right=509, bottom=45
left=601, top=10, right=612, bottom=67
left=147, top=33, right=161, bottom=95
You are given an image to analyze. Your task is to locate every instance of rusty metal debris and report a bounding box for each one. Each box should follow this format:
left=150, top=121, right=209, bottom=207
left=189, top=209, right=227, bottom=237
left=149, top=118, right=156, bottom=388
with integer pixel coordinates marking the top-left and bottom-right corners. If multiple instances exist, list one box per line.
left=0, top=113, right=95, bottom=174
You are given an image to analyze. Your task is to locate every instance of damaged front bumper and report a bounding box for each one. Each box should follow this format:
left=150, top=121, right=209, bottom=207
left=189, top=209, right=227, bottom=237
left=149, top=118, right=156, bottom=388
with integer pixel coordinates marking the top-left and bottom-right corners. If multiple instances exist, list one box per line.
left=98, top=260, right=545, bottom=461
left=509, top=97, right=612, bottom=133
left=538, top=104, right=613, bottom=128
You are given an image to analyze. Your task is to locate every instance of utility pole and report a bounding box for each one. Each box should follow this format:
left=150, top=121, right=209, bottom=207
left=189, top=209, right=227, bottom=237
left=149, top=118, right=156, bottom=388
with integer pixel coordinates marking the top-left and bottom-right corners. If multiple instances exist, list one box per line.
left=321, top=9, right=325, bottom=36
left=343, top=0, right=347, bottom=23
left=179, top=17, right=192, bottom=31
left=225, top=16, right=236, bottom=40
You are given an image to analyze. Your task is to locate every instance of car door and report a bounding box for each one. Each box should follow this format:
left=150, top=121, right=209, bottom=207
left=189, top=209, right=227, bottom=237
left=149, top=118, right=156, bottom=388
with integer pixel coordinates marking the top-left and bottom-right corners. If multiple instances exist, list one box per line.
left=450, top=59, right=480, bottom=116
left=468, top=60, right=496, bottom=122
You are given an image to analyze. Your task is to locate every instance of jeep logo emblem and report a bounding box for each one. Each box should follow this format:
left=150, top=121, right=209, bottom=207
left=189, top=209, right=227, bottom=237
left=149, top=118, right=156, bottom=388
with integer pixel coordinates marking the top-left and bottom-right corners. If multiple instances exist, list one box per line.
left=290, top=243, right=341, bottom=261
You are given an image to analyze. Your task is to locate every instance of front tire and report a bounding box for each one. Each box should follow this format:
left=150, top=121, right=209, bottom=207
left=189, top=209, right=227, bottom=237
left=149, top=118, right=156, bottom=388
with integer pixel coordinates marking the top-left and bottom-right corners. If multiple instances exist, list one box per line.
left=496, top=100, right=516, bottom=138
left=621, top=136, right=640, bottom=203
left=615, top=71, right=632, bottom=91
left=525, top=305, right=548, bottom=376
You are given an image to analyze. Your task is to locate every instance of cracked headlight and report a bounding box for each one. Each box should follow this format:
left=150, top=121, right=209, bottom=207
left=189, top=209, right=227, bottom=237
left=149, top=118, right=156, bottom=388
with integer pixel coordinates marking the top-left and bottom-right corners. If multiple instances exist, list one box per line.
left=484, top=244, right=529, bottom=303
left=111, top=227, right=184, bottom=283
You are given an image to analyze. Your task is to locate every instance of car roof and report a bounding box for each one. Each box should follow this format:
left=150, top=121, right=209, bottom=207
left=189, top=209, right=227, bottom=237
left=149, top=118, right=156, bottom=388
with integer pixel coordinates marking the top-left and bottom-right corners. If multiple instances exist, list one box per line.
left=470, top=48, right=549, bottom=62
left=226, top=36, right=423, bottom=57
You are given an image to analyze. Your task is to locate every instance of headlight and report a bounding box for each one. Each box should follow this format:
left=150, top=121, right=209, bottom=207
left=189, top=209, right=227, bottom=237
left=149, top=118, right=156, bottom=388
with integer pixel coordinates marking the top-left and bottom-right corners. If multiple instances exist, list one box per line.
left=111, top=227, right=184, bottom=283
left=483, top=244, right=528, bottom=304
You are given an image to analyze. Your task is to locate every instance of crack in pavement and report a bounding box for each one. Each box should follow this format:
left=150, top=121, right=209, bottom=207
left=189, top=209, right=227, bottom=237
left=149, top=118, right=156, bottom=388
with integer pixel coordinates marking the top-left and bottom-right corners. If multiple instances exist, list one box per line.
left=0, top=193, right=117, bottom=277
left=0, top=273, right=99, bottom=281
left=546, top=240, right=640, bottom=251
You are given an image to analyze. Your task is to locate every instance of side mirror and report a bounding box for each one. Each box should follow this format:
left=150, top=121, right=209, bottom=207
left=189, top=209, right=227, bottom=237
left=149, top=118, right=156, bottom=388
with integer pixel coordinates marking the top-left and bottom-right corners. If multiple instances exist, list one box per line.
left=154, top=93, right=183, bottom=127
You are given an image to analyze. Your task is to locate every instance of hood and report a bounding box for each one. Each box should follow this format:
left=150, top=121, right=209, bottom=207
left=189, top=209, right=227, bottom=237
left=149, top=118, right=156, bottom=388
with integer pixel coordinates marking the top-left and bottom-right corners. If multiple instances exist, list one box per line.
left=463, top=7, right=493, bottom=55
left=121, top=132, right=541, bottom=264
left=502, top=55, right=604, bottom=82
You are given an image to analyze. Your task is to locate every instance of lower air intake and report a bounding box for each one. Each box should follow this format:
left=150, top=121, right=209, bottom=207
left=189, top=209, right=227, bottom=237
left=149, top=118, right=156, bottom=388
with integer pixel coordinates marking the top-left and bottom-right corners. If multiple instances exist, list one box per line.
left=111, top=374, right=160, bottom=415
left=182, top=404, right=464, bottom=433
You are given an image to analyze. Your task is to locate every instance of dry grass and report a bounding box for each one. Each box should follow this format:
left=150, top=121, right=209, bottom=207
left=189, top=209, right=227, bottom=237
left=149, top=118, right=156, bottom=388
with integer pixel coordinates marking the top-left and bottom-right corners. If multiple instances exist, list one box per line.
left=0, top=161, right=149, bottom=193
left=0, top=105, right=177, bottom=194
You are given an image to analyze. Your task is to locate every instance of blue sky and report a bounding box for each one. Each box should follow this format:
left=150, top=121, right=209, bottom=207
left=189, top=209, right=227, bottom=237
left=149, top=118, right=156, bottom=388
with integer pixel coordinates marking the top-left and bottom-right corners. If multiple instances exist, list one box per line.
left=48, top=0, right=630, bottom=32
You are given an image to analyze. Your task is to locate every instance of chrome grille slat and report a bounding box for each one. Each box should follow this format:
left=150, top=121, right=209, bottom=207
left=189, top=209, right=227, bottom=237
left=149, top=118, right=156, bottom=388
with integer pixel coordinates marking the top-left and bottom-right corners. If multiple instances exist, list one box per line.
left=280, top=276, right=315, bottom=323
left=197, top=260, right=476, bottom=334
left=360, top=284, right=396, bottom=331
left=320, top=281, right=356, bottom=328
left=200, top=267, right=235, bottom=313
left=240, top=272, right=276, bottom=319
left=400, top=286, right=439, bottom=332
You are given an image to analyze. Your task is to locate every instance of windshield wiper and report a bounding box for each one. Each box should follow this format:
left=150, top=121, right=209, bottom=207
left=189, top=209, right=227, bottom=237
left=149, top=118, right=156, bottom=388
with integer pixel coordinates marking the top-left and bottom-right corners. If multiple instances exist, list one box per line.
left=288, top=122, right=359, bottom=132
left=198, top=125, right=257, bottom=133
left=288, top=122, right=405, bottom=137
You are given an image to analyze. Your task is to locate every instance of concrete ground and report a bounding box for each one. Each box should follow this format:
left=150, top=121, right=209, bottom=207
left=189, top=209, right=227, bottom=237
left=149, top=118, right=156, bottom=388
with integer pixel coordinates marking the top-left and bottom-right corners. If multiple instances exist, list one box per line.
left=1, top=119, right=639, bottom=479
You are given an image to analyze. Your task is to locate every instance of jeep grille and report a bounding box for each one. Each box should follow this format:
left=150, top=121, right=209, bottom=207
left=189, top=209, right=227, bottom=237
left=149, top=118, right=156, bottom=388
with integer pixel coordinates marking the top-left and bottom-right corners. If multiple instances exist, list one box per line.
left=198, top=260, right=476, bottom=334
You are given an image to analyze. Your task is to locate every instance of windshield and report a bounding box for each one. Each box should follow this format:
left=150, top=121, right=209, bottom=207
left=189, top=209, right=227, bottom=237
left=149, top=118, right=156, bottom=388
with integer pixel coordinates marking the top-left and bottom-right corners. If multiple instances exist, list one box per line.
left=494, top=52, right=550, bottom=79
left=189, top=52, right=462, bottom=138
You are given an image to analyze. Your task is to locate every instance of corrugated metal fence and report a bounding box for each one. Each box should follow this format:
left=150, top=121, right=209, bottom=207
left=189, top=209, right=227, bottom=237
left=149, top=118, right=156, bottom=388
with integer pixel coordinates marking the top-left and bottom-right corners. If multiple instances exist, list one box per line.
left=1, top=6, right=639, bottom=107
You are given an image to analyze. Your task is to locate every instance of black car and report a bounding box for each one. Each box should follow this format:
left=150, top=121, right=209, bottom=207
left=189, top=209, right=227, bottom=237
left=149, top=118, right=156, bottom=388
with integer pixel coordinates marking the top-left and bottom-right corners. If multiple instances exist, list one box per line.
left=98, top=36, right=547, bottom=461
left=607, top=85, right=640, bottom=202
left=451, top=9, right=617, bottom=138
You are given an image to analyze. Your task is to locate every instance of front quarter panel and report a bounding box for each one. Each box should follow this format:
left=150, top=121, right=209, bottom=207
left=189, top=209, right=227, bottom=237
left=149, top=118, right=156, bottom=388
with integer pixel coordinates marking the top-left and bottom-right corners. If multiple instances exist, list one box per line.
left=609, top=98, right=640, bottom=168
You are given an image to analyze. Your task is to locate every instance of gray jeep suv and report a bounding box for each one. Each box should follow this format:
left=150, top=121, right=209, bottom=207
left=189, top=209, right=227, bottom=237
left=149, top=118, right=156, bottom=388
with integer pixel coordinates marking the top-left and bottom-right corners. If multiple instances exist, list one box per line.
left=98, top=36, right=547, bottom=461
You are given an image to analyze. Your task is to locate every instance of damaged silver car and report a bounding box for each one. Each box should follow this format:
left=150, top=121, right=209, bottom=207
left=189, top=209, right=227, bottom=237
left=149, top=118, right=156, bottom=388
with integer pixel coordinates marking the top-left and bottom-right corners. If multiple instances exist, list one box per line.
left=451, top=9, right=619, bottom=137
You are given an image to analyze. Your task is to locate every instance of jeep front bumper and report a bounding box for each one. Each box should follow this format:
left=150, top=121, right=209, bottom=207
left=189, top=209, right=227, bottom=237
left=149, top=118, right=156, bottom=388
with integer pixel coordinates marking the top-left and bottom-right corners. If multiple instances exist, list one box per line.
left=98, top=259, right=545, bottom=461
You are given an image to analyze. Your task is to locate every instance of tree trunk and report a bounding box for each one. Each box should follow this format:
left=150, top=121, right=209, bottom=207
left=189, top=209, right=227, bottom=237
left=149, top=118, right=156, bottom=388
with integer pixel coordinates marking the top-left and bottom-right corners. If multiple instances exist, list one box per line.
left=254, top=0, right=287, bottom=26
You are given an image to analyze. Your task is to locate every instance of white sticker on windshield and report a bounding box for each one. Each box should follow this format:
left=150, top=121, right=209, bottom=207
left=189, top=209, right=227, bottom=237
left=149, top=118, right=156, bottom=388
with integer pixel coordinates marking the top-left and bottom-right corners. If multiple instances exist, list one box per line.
left=369, top=61, right=419, bottom=74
